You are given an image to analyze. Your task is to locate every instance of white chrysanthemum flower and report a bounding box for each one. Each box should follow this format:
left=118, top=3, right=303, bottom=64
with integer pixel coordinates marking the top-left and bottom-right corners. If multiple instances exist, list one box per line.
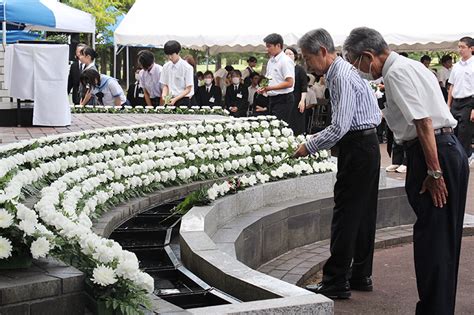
left=207, top=188, right=218, bottom=201
left=18, top=220, right=36, bottom=235
left=116, top=256, right=139, bottom=281
left=91, top=265, right=117, bottom=286
left=136, top=271, right=154, bottom=294
left=0, top=236, right=13, bottom=259
left=30, top=237, right=50, bottom=259
left=0, top=209, right=14, bottom=229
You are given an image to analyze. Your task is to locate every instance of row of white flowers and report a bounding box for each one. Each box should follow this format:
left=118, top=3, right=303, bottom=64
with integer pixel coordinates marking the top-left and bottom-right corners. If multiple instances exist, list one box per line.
left=70, top=105, right=229, bottom=116
left=0, top=116, right=335, bottom=313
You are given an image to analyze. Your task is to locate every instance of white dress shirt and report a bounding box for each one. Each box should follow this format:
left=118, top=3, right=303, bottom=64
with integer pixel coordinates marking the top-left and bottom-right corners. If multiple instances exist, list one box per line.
left=248, top=85, right=258, bottom=104
left=160, top=58, right=194, bottom=97
left=448, top=56, right=474, bottom=98
left=214, top=68, right=228, bottom=95
left=265, top=51, right=295, bottom=96
left=437, top=66, right=451, bottom=88
left=139, top=63, right=163, bottom=98
left=94, top=74, right=126, bottom=105
left=382, top=52, right=457, bottom=143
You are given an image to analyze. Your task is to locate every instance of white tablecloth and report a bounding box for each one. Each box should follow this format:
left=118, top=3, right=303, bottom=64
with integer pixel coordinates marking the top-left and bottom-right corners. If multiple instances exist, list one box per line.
left=4, top=44, right=71, bottom=126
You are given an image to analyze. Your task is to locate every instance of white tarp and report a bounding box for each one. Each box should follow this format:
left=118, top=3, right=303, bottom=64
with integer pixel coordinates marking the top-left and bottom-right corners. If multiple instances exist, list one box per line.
left=5, top=44, right=71, bottom=126
left=114, top=0, right=473, bottom=52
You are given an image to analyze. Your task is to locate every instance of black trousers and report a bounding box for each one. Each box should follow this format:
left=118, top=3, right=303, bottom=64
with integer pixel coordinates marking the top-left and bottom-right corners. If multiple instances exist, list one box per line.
left=451, top=98, right=473, bottom=157
left=175, top=97, right=190, bottom=107
left=405, top=134, right=469, bottom=315
left=392, top=143, right=407, bottom=165
left=269, top=93, right=294, bottom=124
left=323, top=131, right=380, bottom=283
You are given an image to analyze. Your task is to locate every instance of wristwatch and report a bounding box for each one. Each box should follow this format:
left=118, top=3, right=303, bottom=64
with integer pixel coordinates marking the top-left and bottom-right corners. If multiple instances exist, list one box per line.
left=427, top=170, right=443, bottom=179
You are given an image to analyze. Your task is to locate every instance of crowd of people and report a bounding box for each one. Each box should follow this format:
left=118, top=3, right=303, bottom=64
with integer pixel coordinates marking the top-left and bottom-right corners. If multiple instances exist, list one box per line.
left=67, top=38, right=331, bottom=136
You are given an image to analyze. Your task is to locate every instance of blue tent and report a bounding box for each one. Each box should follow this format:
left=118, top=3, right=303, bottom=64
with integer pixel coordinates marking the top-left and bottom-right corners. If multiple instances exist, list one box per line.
left=0, top=30, right=41, bottom=43
left=0, top=0, right=95, bottom=45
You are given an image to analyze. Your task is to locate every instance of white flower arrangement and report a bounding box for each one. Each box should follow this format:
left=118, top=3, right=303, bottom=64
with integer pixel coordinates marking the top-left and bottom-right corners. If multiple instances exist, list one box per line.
left=0, top=116, right=334, bottom=313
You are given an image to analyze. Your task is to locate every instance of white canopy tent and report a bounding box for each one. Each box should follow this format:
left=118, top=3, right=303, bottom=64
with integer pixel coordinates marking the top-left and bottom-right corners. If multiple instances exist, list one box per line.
left=115, top=0, right=472, bottom=51
left=114, top=0, right=473, bottom=84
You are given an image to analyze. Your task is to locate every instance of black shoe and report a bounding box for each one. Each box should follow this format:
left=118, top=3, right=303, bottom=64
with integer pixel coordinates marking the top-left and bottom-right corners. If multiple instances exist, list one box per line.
left=305, top=281, right=351, bottom=299
left=349, top=276, right=373, bottom=291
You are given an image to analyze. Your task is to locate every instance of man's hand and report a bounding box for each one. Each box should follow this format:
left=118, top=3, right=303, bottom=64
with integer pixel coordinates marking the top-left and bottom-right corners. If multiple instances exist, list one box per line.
left=298, top=100, right=305, bottom=113
left=230, top=106, right=238, bottom=113
left=255, top=106, right=267, bottom=112
left=470, top=109, right=474, bottom=122
left=257, top=86, right=268, bottom=94
left=293, top=144, right=309, bottom=158
left=170, top=97, right=177, bottom=106
left=419, top=175, right=448, bottom=208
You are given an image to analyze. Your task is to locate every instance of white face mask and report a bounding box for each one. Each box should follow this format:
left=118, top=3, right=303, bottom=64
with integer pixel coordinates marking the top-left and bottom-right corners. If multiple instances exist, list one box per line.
left=135, top=73, right=140, bottom=81
left=356, top=56, right=374, bottom=81
left=204, top=78, right=213, bottom=86
left=232, top=77, right=240, bottom=85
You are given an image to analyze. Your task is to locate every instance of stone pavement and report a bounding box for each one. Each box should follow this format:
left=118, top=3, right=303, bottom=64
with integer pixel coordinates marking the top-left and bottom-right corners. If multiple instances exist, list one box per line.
left=332, top=236, right=474, bottom=315
left=0, top=113, right=223, bottom=145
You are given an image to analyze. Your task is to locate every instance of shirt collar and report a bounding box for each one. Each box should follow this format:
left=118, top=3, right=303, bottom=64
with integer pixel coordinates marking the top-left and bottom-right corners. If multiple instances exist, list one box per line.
left=382, top=51, right=398, bottom=77
left=325, top=56, right=343, bottom=81
left=460, top=56, right=473, bottom=66
left=271, top=51, right=284, bottom=63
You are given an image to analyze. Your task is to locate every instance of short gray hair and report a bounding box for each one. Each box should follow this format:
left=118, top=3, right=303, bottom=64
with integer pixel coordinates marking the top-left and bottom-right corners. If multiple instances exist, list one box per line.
left=298, top=28, right=335, bottom=55
left=343, top=27, right=389, bottom=62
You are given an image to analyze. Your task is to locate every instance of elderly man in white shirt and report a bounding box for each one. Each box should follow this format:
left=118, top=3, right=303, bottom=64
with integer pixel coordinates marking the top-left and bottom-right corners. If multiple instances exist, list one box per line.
left=447, top=37, right=474, bottom=162
left=160, top=40, right=194, bottom=107
left=137, top=50, right=162, bottom=106
left=344, top=27, right=468, bottom=315
left=258, top=33, right=295, bottom=124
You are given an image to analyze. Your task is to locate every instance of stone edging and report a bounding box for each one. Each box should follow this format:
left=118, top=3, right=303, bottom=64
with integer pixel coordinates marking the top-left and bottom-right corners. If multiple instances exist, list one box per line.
left=0, top=258, right=85, bottom=314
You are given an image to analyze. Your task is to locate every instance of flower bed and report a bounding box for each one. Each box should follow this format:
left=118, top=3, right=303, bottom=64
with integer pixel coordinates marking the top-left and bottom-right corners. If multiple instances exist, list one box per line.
left=0, top=116, right=334, bottom=314
left=70, top=105, right=229, bottom=116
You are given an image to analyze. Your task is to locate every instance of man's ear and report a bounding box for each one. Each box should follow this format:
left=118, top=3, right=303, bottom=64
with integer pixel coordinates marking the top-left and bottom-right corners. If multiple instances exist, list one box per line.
left=363, top=51, right=375, bottom=62
left=319, top=46, right=328, bottom=57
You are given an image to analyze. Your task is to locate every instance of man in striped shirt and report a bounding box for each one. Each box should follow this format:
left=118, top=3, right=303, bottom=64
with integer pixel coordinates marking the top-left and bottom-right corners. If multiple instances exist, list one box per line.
left=294, top=28, right=382, bottom=299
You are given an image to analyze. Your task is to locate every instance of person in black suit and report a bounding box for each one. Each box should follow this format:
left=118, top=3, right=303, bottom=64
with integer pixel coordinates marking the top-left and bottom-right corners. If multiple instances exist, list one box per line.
left=67, top=43, right=86, bottom=104
left=225, top=70, right=249, bottom=117
left=196, top=71, right=222, bottom=107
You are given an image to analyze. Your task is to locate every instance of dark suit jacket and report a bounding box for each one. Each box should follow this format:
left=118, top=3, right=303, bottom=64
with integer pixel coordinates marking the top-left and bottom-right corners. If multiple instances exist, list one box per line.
left=197, top=85, right=222, bottom=107
left=67, top=60, right=81, bottom=104
left=225, top=84, right=249, bottom=117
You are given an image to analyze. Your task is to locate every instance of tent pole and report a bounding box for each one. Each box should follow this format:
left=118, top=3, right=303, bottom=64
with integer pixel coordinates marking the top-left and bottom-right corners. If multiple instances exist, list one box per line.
left=92, top=32, right=95, bottom=49
left=113, top=44, right=117, bottom=78
left=126, top=46, right=129, bottom=88
left=2, top=22, right=6, bottom=50
left=206, top=47, right=210, bottom=71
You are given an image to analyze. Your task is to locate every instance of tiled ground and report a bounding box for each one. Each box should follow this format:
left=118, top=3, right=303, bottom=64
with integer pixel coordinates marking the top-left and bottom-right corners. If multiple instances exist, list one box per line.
left=257, top=225, right=415, bottom=285
left=0, top=113, right=223, bottom=145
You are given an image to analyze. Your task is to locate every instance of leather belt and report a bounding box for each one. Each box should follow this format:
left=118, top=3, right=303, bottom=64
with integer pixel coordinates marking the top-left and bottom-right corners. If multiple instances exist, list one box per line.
left=341, top=128, right=376, bottom=142
left=453, top=95, right=474, bottom=102
left=403, top=127, right=454, bottom=149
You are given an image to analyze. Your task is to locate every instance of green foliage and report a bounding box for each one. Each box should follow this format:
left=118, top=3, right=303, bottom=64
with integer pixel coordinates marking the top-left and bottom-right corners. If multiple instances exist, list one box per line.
left=62, top=0, right=120, bottom=45
left=172, top=189, right=210, bottom=215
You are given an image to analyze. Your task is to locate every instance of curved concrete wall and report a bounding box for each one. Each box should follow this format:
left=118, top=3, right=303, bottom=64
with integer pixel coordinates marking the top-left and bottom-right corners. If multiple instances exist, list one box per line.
left=180, top=171, right=414, bottom=302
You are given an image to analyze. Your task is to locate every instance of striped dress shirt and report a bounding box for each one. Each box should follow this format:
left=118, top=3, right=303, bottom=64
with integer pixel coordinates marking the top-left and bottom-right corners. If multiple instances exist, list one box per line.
left=305, top=57, right=381, bottom=154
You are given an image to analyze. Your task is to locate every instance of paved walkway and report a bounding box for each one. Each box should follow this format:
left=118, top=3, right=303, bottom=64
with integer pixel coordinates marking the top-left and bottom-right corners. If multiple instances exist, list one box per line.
left=0, top=113, right=222, bottom=145
left=332, top=236, right=474, bottom=315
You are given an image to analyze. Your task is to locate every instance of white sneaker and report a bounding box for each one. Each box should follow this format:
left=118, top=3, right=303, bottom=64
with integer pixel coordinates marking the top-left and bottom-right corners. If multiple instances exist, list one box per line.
left=396, top=165, right=407, bottom=173
left=385, top=164, right=400, bottom=172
